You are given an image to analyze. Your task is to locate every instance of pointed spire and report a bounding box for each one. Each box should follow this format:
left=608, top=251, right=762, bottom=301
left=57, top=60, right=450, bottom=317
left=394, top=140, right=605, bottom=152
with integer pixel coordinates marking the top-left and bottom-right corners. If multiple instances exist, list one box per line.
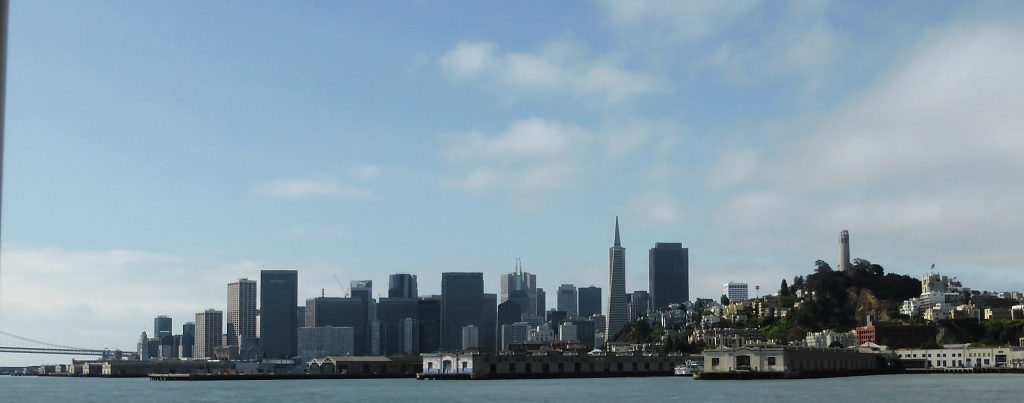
left=614, top=216, right=621, bottom=246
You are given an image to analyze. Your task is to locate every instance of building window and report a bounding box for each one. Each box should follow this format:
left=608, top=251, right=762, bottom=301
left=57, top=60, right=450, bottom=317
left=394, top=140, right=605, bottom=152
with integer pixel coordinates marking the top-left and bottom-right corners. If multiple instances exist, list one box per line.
left=712, top=358, right=720, bottom=367
left=767, top=357, right=777, bottom=366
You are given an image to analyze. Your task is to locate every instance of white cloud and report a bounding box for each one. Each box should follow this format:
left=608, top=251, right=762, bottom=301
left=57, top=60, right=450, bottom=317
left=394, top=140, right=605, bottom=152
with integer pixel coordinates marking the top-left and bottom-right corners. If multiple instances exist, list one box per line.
left=708, top=148, right=758, bottom=188
left=598, top=0, right=760, bottom=44
left=628, top=191, right=683, bottom=226
left=349, top=164, right=382, bottom=182
left=439, top=40, right=668, bottom=104
left=258, top=178, right=373, bottom=200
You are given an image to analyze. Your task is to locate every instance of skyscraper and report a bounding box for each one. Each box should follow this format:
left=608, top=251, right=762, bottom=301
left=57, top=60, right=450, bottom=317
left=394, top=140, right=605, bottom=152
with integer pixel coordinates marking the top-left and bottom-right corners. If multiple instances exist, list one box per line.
left=606, top=217, right=628, bottom=341
left=499, top=260, right=540, bottom=319
left=649, top=243, right=689, bottom=309
left=304, top=297, right=368, bottom=355
left=180, top=322, right=195, bottom=359
left=376, top=297, right=418, bottom=356
left=388, top=273, right=418, bottom=299
left=260, top=270, right=298, bottom=359
left=724, top=282, right=749, bottom=302
left=153, top=316, right=172, bottom=340
left=628, top=290, right=650, bottom=321
left=441, top=272, right=483, bottom=352
left=194, top=309, right=223, bottom=359
left=556, top=284, right=578, bottom=319
left=578, top=286, right=602, bottom=318
left=417, top=296, right=442, bottom=354
left=349, top=280, right=373, bottom=354
left=480, top=293, right=497, bottom=353
left=839, top=230, right=851, bottom=272
left=227, top=278, right=257, bottom=357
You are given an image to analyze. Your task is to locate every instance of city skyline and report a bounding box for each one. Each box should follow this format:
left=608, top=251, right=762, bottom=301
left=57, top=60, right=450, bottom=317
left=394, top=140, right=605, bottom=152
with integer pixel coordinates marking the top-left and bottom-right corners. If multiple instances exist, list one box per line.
left=3, top=1, right=1024, bottom=366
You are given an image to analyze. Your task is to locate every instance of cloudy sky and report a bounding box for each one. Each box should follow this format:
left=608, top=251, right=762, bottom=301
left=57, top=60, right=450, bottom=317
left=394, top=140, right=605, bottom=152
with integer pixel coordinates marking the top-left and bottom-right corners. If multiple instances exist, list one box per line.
left=2, top=1, right=1023, bottom=365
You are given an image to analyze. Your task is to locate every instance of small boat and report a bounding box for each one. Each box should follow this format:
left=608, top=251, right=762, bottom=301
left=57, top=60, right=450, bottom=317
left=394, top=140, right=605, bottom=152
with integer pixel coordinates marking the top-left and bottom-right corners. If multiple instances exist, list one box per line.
left=674, top=360, right=702, bottom=376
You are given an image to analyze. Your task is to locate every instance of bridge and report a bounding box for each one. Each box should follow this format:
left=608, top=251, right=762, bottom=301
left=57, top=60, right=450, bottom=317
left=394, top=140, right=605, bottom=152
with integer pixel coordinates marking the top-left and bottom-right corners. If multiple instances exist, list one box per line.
left=0, top=330, right=120, bottom=358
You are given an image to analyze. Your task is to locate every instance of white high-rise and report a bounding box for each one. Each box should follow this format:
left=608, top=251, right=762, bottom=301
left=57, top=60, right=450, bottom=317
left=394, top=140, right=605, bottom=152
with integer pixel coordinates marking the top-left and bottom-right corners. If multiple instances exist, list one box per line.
left=839, top=230, right=851, bottom=272
left=227, top=278, right=257, bottom=356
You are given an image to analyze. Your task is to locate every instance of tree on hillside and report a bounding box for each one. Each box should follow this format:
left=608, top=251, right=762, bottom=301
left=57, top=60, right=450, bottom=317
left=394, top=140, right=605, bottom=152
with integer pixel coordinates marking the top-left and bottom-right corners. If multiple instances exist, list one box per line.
left=779, top=279, right=790, bottom=297
left=720, top=294, right=730, bottom=306
left=815, top=260, right=833, bottom=274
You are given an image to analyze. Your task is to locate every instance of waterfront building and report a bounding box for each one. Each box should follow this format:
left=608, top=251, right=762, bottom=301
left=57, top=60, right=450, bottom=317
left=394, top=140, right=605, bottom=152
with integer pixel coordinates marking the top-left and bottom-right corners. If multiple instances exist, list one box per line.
left=702, top=345, right=881, bottom=375
left=690, top=327, right=766, bottom=348
left=305, top=297, right=368, bottom=355
left=557, top=284, right=578, bottom=319
left=724, top=282, right=749, bottom=302
left=388, top=273, right=418, bottom=299
left=894, top=345, right=1021, bottom=368
left=462, top=325, right=479, bottom=350
left=606, top=217, right=628, bottom=342
left=297, top=326, right=354, bottom=363
left=260, top=270, right=298, bottom=359
left=419, top=352, right=679, bottom=380
left=628, top=290, right=650, bottom=321
left=417, top=296, right=442, bottom=354
left=839, top=230, right=851, bottom=272
left=649, top=242, right=689, bottom=309
left=578, top=286, right=602, bottom=318
left=442, top=272, right=484, bottom=352
left=500, top=322, right=530, bottom=351
left=194, top=309, right=223, bottom=359
left=227, top=278, right=257, bottom=358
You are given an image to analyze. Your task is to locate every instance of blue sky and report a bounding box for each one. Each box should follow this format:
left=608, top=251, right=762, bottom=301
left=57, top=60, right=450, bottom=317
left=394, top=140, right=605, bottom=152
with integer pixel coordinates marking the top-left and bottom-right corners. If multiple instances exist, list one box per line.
left=3, top=1, right=1024, bottom=364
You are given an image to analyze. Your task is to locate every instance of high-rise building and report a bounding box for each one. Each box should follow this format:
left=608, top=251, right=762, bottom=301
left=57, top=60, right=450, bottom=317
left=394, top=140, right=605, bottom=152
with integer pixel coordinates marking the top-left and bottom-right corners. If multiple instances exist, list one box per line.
left=628, top=290, right=650, bottom=321
left=500, top=322, right=529, bottom=351
left=227, top=278, right=257, bottom=358
left=154, top=316, right=172, bottom=339
left=499, top=260, right=540, bottom=319
left=441, top=272, right=483, bottom=352
left=536, top=288, right=546, bottom=316
left=724, top=282, right=749, bottom=302
left=305, top=297, right=368, bottom=355
left=497, top=300, right=522, bottom=330
left=606, top=217, right=628, bottom=341
left=578, top=286, right=602, bottom=318
left=571, top=319, right=596, bottom=349
left=461, top=325, right=479, bottom=350
left=559, top=322, right=577, bottom=342
left=556, top=284, right=578, bottom=319
left=180, top=322, right=195, bottom=359
left=350, top=280, right=374, bottom=354
left=417, top=296, right=442, bottom=354
left=376, top=297, right=418, bottom=356
left=839, top=230, right=851, bottom=272
left=388, top=274, right=418, bottom=299
left=649, top=243, right=689, bottom=309
left=194, top=309, right=223, bottom=359
left=400, top=317, right=419, bottom=355
left=260, top=270, right=298, bottom=359
left=480, top=293, right=497, bottom=353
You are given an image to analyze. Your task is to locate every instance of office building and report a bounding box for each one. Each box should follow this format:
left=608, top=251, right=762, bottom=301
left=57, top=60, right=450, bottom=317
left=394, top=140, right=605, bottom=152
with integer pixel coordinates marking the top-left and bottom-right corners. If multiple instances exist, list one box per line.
left=500, top=260, right=541, bottom=318
left=578, top=286, right=602, bottom=318
left=556, top=284, right=578, bottom=319
left=350, top=280, right=374, bottom=354
left=724, top=282, right=749, bottom=303
left=305, top=297, right=368, bottom=355
left=153, top=316, right=172, bottom=339
left=606, top=217, right=628, bottom=341
left=501, top=322, right=530, bottom=351
left=441, top=272, right=483, bottom=352
left=559, top=322, right=577, bottom=342
left=480, top=293, right=497, bottom=353
left=389, top=273, right=418, bottom=299
left=194, top=309, right=223, bottom=359
left=376, top=297, right=419, bottom=356
left=227, top=278, right=257, bottom=358
left=297, top=326, right=354, bottom=362
left=417, top=296, right=442, bottom=354
left=571, top=319, right=596, bottom=349
left=180, top=322, right=195, bottom=359
left=628, top=290, right=650, bottom=321
left=497, top=300, right=522, bottom=330
left=462, top=325, right=479, bottom=350
left=400, top=317, right=419, bottom=355
left=260, top=270, right=298, bottom=359
left=649, top=242, right=689, bottom=309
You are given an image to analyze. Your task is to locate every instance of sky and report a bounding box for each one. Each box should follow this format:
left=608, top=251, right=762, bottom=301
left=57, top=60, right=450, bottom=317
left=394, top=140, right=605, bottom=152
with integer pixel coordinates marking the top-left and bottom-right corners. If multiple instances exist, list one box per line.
left=2, top=0, right=1024, bottom=365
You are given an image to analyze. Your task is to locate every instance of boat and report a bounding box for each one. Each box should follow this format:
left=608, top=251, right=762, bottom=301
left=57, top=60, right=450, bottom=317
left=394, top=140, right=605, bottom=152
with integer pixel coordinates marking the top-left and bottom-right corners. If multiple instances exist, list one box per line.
left=674, top=360, right=702, bottom=376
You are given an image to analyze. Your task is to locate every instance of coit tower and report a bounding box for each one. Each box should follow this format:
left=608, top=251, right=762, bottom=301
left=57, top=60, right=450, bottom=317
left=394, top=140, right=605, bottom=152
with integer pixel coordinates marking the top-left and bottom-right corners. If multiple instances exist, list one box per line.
left=839, top=230, right=850, bottom=272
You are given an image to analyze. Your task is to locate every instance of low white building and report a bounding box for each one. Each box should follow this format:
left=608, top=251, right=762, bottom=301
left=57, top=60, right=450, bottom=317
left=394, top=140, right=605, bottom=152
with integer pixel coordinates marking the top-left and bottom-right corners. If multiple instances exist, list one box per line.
left=895, top=345, right=1024, bottom=368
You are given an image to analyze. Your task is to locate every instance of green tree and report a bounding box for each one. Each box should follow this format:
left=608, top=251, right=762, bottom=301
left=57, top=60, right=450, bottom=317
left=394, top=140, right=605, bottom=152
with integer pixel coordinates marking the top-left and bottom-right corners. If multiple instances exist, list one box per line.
left=779, top=279, right=790, bottom=297
left=721, top=294, right=730, bottom=306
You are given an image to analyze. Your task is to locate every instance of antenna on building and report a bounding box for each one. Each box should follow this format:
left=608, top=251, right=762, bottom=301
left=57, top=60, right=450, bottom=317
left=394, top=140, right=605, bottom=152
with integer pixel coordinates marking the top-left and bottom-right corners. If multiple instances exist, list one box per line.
left=333, top=275, right=346, bottom=297
left=321, top=288, right=324, bottom=298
